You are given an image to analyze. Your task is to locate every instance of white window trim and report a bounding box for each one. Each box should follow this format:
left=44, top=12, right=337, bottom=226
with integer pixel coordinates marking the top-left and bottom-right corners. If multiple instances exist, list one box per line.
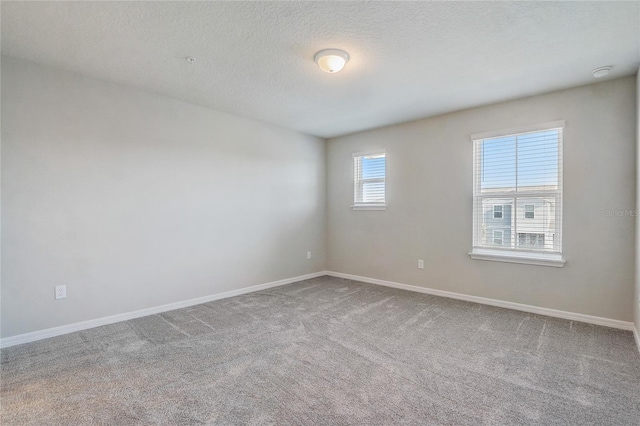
left=352, top=150, right=387, bottom=211
left=352, top=204, right=387, bottom=211
left=469, top=248, right=566, bottom=267
left=470, top=121, right=565, bottom=267
left=470, top=120, right=565, bottom=141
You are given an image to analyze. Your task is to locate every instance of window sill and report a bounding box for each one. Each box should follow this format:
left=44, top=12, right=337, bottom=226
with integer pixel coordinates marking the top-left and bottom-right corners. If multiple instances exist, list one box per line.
left=352, top=204, right=387, bottom=211
left=469, top=248, right=565, bottom=267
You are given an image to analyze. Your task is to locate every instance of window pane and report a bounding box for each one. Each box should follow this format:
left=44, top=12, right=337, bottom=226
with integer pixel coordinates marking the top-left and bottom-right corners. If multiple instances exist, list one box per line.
left=480, top=136, right=516, bottom=192
left=362, top=181, right=385, bottom=203
left=362, top=156, right=385, bottom=180
left=478, top=199, right=513, bottom=248
left=516, top=197, right=557, bottom=250
left=517, top=130, right=559, bottom=191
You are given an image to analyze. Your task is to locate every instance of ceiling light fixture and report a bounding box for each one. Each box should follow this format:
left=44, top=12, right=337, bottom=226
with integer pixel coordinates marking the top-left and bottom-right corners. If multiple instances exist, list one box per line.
left=592, top=66, right=612, bottom=78
left=314, top=49, right=349, bottom=73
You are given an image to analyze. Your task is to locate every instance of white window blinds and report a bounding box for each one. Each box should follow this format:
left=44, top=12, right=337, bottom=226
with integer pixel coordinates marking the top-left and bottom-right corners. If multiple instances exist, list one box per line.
left=353, top=151, right=386, bottom=208
left=472, top=123, right=563, bottom=256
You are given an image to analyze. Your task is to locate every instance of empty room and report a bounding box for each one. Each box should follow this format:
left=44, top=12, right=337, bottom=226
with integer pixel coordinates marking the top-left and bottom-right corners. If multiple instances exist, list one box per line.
left=1, top=1, right=640, bottom=425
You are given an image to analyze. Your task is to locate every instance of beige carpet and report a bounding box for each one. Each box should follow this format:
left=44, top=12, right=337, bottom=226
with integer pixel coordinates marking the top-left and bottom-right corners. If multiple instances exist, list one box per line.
left=2, top=276, right=640, bottom=425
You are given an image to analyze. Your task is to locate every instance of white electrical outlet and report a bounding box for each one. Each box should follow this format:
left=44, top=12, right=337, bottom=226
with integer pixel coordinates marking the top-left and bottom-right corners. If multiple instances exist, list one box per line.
left=55, top=285, right=67, bottom=300
left=418, top=259, right=424, bottom=269
left=307, top=251, right=312, bottom=260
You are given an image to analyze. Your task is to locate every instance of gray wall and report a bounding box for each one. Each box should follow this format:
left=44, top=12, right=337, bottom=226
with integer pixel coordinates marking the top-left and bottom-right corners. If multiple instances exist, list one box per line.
left=327, top=76, right=637, bottom=322
left=636, top=68, right=640, bottom=331
left=1, top=57, right=327, bottom=338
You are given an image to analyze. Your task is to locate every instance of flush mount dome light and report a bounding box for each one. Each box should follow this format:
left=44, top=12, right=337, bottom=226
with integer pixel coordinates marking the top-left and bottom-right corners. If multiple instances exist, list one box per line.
left=314, top=49, right=349, bottom=73
left=592, top=66, right=612, bottom=78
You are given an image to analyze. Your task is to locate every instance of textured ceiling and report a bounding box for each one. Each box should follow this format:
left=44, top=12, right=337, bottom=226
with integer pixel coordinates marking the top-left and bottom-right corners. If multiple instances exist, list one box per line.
left=2, top=1, right=639, bottom=138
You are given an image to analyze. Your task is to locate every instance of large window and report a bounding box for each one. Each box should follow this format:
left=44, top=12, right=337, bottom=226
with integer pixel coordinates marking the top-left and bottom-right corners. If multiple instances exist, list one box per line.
left=353, top=151, right=386, bottom=210
left=470, top=121, right=564, bottom=267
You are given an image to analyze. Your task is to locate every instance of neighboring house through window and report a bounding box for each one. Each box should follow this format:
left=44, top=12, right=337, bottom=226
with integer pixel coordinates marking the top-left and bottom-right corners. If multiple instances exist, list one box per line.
left=470, top=121, right=565, bottom=267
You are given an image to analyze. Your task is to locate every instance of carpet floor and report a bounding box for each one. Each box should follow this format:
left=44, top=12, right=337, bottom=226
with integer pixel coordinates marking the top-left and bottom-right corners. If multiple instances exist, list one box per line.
left=2, top=276, right=640, bottom=425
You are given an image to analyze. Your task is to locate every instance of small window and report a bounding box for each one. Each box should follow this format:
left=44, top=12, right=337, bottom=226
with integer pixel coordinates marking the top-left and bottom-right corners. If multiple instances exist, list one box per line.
left=493, top=205, right=503, bottom=219
left=524, top=204, right=534, bottom=219
left=353, top=151, right=386, bottom=210
left=493, top=230, right=503, bottom=246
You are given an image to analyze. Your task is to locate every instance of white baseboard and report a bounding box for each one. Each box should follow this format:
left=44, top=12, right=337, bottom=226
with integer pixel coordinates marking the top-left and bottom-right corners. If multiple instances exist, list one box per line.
left=4, top=270, right=635, bottom=350
left=326, top=271, right=635, bottom=331
left=0, top=271, right=327, bottom=349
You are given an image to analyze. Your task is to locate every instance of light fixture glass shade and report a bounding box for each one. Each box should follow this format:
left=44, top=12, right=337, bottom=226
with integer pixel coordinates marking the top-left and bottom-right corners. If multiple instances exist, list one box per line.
left=592, top=66, right=612, bottom=78
left=315, top=49, right=349, bottom=73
